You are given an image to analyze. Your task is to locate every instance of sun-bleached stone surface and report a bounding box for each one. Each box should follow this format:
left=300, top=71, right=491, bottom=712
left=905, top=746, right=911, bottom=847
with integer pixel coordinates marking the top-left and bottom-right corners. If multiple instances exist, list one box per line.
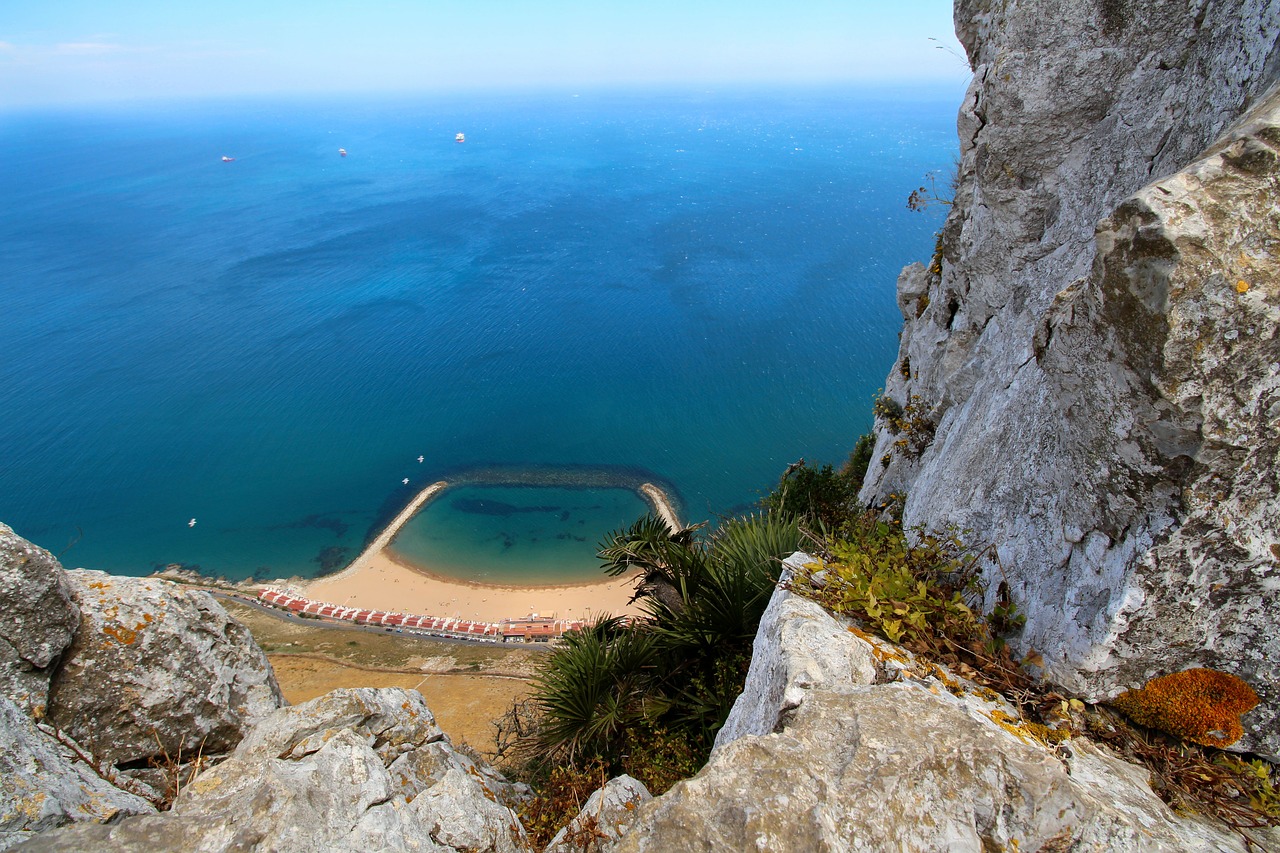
left=862, top=0, right=1280, bottom=755
left=19, top=688, right=528, bottom=853
left=614, top=580, right=1256, bottom=852
left=544, top=775, right=651, bottom=853
left=713, top=553, right=876, bottom=749
left=44, top=570, right=285, bottom=767
left=0, top=524, right=78, bottom=717
left=0, top=695, right=154, bottom=851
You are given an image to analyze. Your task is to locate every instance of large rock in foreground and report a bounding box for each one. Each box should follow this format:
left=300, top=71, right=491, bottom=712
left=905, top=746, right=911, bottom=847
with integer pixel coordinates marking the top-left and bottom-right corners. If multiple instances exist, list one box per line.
left=545, top=774, right=650, bottom=853
left=20, top=688, right=529, bottom=853
left=0, top=524, right=78, bottom=717
left=0, top=695, right=154, bottom=851
left=616, top=577, right=1256, bottom=852
left=45, top=570, right=285, bottom=767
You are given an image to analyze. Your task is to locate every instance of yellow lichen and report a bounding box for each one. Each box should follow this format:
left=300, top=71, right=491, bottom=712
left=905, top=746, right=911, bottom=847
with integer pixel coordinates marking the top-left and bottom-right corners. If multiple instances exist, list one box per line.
left=845, top=625, right=908, bottom=665
left=988, top=709, right=1071, bottom=748
left=1111, top=668, right=1258, bottom=748
left=1236, top=280, right=1250, bottom=293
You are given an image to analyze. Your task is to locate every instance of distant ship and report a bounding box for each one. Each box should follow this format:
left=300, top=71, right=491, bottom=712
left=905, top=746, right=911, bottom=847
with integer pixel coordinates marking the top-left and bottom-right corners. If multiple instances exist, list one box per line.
left=221, top=155, right=235, bottom=162
left=338, top=148, right=347, bottom=157
left=455, top=133, right=465, bottom=143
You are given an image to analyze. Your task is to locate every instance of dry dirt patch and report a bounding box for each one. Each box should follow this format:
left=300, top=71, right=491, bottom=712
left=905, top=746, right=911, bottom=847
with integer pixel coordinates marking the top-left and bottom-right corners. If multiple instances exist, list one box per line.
left=222, top=600, right=540, bottom=753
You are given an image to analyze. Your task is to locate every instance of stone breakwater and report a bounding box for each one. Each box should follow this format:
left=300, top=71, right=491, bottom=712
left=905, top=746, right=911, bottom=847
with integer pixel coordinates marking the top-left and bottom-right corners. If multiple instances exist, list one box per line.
left=336, top=469, right=683, bottom=582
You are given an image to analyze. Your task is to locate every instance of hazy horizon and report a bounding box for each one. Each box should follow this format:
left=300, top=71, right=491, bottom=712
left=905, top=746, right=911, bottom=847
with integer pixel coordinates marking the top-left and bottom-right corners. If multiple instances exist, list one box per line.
left=1, top=1, right=969, bottom=109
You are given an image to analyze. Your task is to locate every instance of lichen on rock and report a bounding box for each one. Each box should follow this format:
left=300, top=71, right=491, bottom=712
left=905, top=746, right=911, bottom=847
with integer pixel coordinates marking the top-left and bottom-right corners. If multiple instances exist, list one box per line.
left=0, top=524, right=79, bottom=718
left=44, top=570, right=285, bottom=769
left=1110, top=668, right=1260, bottom=748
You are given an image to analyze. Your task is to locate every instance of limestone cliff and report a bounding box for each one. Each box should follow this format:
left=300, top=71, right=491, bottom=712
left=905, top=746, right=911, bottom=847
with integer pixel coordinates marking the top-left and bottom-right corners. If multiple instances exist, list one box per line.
left=862, top=0, right=1280, bottom=754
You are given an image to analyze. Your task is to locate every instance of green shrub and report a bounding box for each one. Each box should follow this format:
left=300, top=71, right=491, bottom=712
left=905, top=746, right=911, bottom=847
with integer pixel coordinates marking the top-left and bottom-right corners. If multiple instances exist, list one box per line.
left=793, top=515, right=984, bottom=647
left=760, top=461, right=861, bottom=529
left=845, top=433, right=874, bottom=490
left=513, top=511, right=802, bottom=818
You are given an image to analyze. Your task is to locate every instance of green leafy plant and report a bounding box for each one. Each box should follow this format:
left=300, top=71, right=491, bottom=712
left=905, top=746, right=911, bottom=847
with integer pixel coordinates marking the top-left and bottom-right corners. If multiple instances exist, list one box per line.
left=844, top=434, right=875, bottom=492
left=793, top=514, right=985, bottom=648
left=525, top=617, right=660, bottom=766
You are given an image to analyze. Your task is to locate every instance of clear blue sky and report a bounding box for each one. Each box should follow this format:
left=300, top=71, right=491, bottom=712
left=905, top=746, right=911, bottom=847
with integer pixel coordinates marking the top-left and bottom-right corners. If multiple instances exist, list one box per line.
left=0, top=1, right=968, bottom=107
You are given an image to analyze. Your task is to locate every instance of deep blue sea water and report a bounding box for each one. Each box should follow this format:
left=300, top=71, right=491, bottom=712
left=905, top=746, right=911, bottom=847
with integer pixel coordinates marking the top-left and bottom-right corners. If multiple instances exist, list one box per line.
left=0, top=86, right=956, bottom=583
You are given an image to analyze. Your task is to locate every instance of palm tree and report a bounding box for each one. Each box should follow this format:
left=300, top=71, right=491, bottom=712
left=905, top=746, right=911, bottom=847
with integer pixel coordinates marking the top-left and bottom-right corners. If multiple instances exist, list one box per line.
left=526, top=512, right=802, bottom=767
left=526, top=617, right=661, bottom=765
left=597, top=514, right=707, bottom=614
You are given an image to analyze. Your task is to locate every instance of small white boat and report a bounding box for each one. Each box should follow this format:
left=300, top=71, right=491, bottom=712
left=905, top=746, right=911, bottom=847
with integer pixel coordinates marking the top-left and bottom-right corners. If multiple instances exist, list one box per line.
left=455, top=133, right=465, bottom=143
left=338, top=148, right=347, bottom=157
left=221, top=155, right=235, bottom=162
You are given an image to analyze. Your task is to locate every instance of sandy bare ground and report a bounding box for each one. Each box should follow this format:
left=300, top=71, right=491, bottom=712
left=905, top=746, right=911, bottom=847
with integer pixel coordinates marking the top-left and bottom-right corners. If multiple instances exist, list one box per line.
left=302, top=549, right=643, bottom=624
left=267, top=655, right=529, bottom=754
left=224, top=601, right=540, bottom=754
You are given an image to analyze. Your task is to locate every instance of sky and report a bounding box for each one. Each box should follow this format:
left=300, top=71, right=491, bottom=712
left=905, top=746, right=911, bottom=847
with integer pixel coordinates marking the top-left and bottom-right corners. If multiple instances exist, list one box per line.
left=0, top=1, right=969, bottom=108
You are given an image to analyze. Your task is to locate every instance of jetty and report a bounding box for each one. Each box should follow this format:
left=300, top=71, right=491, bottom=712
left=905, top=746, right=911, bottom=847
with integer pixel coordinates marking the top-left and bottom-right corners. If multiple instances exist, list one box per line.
left=326, top=480, right=450, bottom=582
left=321, top=469, right=683, bottom=585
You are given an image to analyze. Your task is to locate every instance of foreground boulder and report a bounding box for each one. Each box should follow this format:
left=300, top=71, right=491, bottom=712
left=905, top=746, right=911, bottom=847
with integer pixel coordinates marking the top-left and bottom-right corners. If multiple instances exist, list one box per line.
left=545, top=775, right=650, bottom=853
left=20, top=688, right=528, bottom=853
left=0, top=524, right=78, bottom=716
left=0, top=695, right=155, bottom=851
left=615, top=573, right=1260, bottom=852
left=45, top=570, right=285, bottom=768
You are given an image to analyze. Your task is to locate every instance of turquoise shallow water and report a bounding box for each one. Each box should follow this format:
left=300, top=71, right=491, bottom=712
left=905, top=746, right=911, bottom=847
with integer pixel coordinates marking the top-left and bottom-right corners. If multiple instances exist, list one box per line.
left=388, top=484, right=652, bottom=585
left=0, top=86, right=957, bottom=582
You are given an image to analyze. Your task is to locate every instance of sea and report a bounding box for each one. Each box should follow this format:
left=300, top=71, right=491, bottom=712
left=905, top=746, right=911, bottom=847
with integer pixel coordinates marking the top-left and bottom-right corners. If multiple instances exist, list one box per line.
left=0, top=85, right=957, bottom=584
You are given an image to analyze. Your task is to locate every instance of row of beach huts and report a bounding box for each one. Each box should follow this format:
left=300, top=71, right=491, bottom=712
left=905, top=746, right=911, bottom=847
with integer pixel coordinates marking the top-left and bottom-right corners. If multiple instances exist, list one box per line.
left=256, top=588, right=589, bottom=644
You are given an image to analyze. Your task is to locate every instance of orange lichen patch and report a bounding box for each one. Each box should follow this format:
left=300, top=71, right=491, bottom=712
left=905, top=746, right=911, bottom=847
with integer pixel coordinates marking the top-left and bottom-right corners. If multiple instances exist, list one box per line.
left=927, top=662, right=964, bottom=695
left=87, top=581, right=112, bottom=590
left=1235, top=280, right=1250, bottom=293
left=102, top=623, right=140, bottom=646
left=1111, top=668, right=1259, bottom=748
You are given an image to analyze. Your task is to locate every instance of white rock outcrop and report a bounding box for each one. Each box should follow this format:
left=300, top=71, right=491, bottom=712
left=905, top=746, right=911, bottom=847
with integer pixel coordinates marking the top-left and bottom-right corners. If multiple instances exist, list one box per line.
left=19, top=688, right=529, bottom=853
left=0, top=695, right=155, bottom=851
left=544, top=775, right=651, bottom=853
left=45, top=570, right=286, bottom=767
left=862, top=0, right=1280, bottom=754
left=0, top=524, right=78, bottom=717
left=615, top=579, right=1260, bottom=852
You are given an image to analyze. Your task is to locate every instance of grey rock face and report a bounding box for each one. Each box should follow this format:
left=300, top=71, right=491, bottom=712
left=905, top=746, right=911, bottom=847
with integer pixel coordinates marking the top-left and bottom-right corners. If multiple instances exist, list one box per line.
left=616, top=583, right=1251, bottom=852
left=0, top=524, right=79, bottom=716
left=545, top=775, right=651, bottom=853
left=19, top=688, right=529, bottom=853
left=0, top=694, right=154, bottom=851
left=45, top=570, right=285, bottom=767
left=714, top=553, right=876, bottom=750
left=862, top=0, right=1280, bottom=753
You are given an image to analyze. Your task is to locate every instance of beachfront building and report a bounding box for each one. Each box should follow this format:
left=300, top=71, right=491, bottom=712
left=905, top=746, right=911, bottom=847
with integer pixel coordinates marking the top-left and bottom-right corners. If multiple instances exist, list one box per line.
left=256, top=588, right=586, bottom=644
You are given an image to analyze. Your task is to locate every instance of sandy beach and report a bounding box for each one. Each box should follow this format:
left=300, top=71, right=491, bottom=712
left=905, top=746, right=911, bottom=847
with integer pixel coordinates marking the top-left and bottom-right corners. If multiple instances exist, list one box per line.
left=297, top=478, right=678, bottom=624
left=302, top=549, right=643, bottom=624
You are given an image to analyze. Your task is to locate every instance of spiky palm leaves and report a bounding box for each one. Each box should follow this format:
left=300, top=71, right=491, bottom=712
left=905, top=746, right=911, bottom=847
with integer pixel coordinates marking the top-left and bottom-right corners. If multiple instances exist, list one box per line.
left=527, top=617, right=661, bottom=766
left=528, top=513, right=802, bottom=765
left=597, top=514, right=707, bottom=613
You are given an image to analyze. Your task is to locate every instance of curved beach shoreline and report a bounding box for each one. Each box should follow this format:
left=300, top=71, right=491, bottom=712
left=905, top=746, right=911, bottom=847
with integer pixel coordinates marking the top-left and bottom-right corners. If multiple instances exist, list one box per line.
left=303, top=549, right=642, bottom=623
left=300, top=476, right=683, bottom=622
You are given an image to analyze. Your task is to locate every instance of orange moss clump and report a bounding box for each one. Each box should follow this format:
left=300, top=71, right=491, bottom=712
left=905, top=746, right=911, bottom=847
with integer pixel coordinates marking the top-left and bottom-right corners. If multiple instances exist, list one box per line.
left=1111, top=668, right=1258, bottom=748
